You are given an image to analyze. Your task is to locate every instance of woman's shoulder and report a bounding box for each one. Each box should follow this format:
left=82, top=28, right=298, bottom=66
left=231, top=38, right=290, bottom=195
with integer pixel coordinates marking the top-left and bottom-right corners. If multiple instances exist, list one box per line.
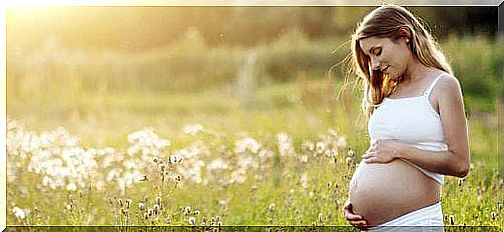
left=431, top=70, right=463, bottom=102
left=435, top=71, right=460, bottom=92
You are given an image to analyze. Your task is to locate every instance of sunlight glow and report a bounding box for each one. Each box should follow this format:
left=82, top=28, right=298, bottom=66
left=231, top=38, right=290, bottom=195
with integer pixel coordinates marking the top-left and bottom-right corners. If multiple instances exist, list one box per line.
left=5, top=0, right=137, bottom=6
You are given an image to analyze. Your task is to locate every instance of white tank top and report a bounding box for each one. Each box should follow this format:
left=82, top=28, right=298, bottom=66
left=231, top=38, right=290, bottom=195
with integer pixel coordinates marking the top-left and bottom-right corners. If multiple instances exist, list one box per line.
left=368, top=73, right=448, bottom=184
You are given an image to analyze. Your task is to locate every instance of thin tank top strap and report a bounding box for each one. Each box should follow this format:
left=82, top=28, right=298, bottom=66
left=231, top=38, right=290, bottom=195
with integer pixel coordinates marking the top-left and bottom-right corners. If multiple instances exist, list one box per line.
left=422, top=73, right=446, bottom=96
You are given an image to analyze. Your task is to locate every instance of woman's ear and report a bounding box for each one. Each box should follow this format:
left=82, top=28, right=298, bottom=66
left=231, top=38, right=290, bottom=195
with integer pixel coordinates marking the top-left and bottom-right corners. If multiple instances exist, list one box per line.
left=397, top=26, right=412, bottom=43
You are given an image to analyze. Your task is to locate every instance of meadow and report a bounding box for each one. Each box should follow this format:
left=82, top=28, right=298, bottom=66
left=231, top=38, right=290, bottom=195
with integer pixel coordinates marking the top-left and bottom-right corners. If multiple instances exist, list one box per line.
left=6, top=29, right=503, bottom=229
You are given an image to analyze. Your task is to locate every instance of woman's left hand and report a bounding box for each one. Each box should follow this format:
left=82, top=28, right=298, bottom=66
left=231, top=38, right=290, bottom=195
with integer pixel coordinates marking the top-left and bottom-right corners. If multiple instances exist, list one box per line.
left=362, top=139, right=407, bottom=164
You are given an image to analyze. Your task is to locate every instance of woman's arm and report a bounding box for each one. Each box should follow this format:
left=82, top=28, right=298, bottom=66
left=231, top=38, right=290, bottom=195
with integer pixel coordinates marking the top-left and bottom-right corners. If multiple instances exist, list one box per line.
left=362, top=75, right=471, bottom=178
left=398, top=144, right=469, bottom=178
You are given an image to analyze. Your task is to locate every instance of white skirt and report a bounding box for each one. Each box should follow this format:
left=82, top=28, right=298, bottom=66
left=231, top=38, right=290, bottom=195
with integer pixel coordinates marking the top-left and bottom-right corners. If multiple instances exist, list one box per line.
left=367, top=202, right=444, bottom=232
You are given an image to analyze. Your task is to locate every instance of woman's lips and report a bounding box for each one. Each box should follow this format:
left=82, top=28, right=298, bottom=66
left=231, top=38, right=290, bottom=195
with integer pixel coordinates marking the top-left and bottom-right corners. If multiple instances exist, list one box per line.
left=382, top=66, right=389, bottom=74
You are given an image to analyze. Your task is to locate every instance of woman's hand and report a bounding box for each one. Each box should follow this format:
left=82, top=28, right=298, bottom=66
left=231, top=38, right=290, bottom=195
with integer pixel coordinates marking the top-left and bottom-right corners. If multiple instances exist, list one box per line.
left=344, top=200, right=369, bottom=230
left=362, top=139, right=407, bottom=164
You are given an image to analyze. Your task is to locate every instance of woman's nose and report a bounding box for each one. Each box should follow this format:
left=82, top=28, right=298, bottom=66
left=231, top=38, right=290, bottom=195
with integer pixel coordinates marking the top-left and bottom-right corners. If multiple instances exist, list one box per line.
left=371, top=57, right=380, bottom=70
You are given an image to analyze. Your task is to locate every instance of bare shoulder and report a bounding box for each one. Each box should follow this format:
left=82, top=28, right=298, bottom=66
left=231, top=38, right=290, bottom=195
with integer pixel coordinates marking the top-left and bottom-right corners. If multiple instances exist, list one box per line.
left=431, top=73, right=465, bottom=116
left=437, top=74, right=461, bottom=90
left=429, top=72, right=463, bottom=113
left=435, top=73, right=463, bottom=99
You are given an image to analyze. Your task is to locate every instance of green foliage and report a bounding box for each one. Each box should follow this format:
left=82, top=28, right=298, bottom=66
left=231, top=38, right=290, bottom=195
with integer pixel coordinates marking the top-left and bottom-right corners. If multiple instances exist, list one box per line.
left=443, top=35, right=500, bottom=99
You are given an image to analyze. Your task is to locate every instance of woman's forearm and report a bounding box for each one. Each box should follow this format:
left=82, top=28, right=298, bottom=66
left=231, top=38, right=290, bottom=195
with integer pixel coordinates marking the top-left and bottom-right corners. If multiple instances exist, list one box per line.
left=397, top=145, right=470, bottom=178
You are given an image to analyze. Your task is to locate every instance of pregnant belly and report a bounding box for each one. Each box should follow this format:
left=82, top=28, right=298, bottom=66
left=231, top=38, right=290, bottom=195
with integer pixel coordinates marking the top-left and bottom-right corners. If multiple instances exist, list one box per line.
left=349, top=159, right=440, bottom=226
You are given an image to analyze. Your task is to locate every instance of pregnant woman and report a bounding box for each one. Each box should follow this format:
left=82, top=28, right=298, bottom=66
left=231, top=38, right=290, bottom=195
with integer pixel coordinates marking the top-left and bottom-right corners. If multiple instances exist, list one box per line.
left=343, top=5, right=470, bottom=231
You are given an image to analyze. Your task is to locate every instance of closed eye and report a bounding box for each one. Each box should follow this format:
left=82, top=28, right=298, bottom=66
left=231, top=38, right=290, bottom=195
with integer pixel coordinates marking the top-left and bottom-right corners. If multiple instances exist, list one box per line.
left=375, top=48, right=382, bottom=56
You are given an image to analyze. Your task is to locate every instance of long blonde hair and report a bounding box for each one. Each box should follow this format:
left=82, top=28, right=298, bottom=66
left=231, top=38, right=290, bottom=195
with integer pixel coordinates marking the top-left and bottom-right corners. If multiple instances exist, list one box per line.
left=351, top=5, right=453, bottom=117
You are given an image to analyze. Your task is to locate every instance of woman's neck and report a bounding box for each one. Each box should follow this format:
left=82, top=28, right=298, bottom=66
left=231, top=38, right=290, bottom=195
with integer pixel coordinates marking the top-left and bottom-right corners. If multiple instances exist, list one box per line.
left=401, top=60, right=435, bottom=85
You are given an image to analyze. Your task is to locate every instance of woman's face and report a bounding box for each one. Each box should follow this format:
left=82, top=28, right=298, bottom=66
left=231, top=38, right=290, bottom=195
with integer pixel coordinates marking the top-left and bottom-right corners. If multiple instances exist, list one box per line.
left=359, top=36, right=412, bottom=80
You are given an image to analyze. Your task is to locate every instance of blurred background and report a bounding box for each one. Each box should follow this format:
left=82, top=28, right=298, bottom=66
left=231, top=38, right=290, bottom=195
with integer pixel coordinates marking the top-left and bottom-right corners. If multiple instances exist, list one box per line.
left=6, top=6, right=500, bottom=147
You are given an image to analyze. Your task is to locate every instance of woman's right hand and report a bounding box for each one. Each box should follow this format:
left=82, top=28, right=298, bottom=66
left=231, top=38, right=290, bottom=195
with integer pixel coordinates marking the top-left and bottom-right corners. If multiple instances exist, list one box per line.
left=344, top=200, right=369, bottom=230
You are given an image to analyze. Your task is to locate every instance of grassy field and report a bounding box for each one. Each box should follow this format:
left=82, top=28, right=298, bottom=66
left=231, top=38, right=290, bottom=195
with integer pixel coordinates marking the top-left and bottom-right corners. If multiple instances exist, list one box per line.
left=6, top=34, right=503, bottom=228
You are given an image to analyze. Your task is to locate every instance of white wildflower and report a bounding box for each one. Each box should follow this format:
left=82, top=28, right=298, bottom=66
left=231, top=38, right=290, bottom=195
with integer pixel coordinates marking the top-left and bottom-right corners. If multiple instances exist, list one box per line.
left=268, top=203, right=276, bottom=211
left=257, top=149, right=273, bottom=161
left=138, top=202, right=146, bottom=210
left=337, top=137, right=347, bottom=147
left=12, top=206, right=26, bottom=219
left=299, top=155, right=308, bottom=163
left=207, top=159, right=229, bottom=170
left=188, top=216, right=196, bottom=225
left=300, top=172, right=309, bottom=189
left=316, top=141, right=326, bottom=154
left=234, top=137, right=261, bottom=154
left=183, top=124, right=205, bottom=136
left=302, top=140, right=315, bottom=152
left=277, top=132, right=295, bottom=157
left=66, top=183, right=77, bottom=191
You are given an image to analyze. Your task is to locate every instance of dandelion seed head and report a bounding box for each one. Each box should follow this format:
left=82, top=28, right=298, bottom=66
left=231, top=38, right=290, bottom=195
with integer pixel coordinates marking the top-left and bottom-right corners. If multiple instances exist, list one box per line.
left=218, top=200, right=227, bottom=207
left=277, top=133, right=295, bottom=157
left=235, top=137, right=261, bottom=154
left=345, top=157, right=353, bottom=166
left=298, top=155, right=308, bottom=163
left=12, top=206, right=26, bottom=220
left=316, top=141, right=326, bottom=154
left=300, top=173, right=309, bottom=189
left=337, top=137, right=347, bottom=147
left=188, top=216, right=196, bottom=225
left=207, top=159, right=229, bottom=170
left=138, top=202, right=146, bottom=211
left=302, top=140, right=315, bottom=152
left=66, top=183, right=77, bottom=191
left=268, top=203, right=276, bottom=211
left=183, top=124, right=205, bottom=136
